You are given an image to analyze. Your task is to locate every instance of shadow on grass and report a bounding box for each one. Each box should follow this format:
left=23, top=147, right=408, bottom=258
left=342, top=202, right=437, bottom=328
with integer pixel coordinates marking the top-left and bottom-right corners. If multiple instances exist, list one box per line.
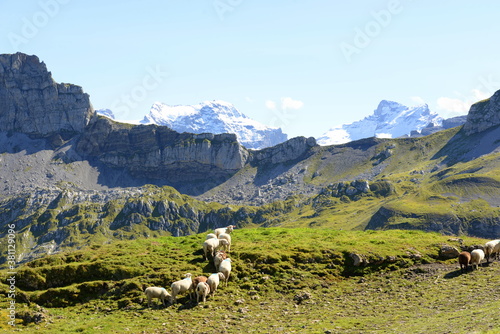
left=444, top=262, right=493, bottom=279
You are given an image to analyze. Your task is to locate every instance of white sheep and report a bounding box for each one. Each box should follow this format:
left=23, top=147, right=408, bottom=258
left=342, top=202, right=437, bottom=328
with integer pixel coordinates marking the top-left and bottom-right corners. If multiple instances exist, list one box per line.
left=206, top=233, right=217, bottom=240
left=494, top=242, right=500, bottom=261
left=144, top=287, right=171, bottom=308
left=213, top=250, right=227, bottom=270
left=218, top=258, right=232, bottom=286
left=207, top=272, right=225, bottom=296
left=203, top=238, right=229, bottom=260
left=170, top=273, right=193, bottom=304
left=218, top=233, right=232, bottom=252
left=214, top=225, right=235, bottom=237
left=196, top=282, right=211, bottom=303
left=484, top=240, right=500, bottom=262
left=470, top=249, right=485, bottom=270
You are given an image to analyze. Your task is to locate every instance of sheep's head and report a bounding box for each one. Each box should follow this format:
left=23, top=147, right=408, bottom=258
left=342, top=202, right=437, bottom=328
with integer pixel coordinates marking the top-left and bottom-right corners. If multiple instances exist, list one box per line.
left=218, top=272, right=226, bottom=280
left=184, top=273, right=192, bottom=279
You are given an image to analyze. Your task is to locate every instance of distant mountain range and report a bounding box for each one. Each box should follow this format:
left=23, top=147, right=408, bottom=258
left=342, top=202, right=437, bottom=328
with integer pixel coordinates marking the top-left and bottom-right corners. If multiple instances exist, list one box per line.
left=317, top=100, right=445, bottom=145
left=138, top=101, right=288, bottom=150
left=99, top=100, right=465, bottom=149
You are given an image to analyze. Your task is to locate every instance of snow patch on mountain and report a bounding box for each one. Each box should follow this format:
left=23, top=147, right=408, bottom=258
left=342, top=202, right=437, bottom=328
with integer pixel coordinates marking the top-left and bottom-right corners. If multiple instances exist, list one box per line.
left=140, top=100, right=288, bottom=149
left=317, top=100, right=443, bottom=145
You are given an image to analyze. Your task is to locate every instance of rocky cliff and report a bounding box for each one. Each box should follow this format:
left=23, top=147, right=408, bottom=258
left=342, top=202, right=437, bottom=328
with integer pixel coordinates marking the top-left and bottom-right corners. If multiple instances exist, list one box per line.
left=0, top=53, right=94, bottom=137
left=463, top=90, right=500, bottom=135
left=77, top=116, right=249, bottom=187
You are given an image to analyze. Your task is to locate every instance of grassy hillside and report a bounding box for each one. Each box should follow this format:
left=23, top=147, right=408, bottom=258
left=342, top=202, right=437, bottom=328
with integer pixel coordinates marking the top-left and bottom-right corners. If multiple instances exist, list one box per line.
left=2, top=228, right=499, bottom=333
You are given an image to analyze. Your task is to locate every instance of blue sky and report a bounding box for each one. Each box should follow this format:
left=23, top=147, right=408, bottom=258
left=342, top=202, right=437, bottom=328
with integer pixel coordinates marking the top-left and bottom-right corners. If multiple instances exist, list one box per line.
left=1, top=0, right=499, bottom=139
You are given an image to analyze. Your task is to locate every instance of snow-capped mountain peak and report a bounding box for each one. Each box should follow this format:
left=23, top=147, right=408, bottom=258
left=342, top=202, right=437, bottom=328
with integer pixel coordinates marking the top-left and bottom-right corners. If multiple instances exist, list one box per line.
left=317, top=100, right=442, bottom=146
left=141, top=101, right=288, bottom=149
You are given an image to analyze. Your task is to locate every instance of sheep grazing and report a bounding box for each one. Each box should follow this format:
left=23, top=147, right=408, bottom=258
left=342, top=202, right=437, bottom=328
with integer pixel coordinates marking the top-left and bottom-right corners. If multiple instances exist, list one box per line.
left=196, top=282, right=211, bottom=303
left=207, top=272, right=225, bottom=296
left=144, top=287, right=171, bottom=308
left=170, top=273, right=193, bottom=304
left=203, top=238, right=229, bottom=260
left=458, top=251, right=471, bottom=273
left=215, top=225, right=235, bottom=237
left=484, top=240, right=500, bottom=263
left=213, top=250, right=227, bottom=270
left=470, top=249, right=485, bottom=270
left=218, top=233, right=232, bottom=252
left=206, top=233, right=217, bottom=240
left=218, top=258, right=232, bottom=286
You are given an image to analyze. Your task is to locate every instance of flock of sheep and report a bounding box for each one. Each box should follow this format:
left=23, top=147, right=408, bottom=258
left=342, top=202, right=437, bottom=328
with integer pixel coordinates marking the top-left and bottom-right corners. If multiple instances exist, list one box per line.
left=458, top=239, right=500, bottom=273
left=144, top=225, right=235, bottom=308
left=143, top=228, right=499, bottom=306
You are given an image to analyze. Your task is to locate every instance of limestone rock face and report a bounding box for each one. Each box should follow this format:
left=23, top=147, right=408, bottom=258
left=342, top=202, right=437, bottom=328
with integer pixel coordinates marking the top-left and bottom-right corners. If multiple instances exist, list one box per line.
left=463, top=90, right=500, bottom=135
left=77, top=116, right=249, bottom=183
left=0, top=52, right=94, bottom=137
left=250, top=136, right=317, bottom=164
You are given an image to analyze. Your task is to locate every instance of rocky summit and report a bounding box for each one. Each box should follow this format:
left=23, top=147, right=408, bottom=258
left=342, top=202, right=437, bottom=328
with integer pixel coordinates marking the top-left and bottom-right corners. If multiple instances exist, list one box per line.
left=463, top=90, right=500, bottom=135
left=0, top=53, right=94, bottom=137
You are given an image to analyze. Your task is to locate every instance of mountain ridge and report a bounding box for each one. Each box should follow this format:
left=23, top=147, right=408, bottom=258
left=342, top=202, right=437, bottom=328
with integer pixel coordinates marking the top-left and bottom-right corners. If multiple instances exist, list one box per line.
left=140, top=100, right=288, bottom=149
left=317, top=100, right=444, bottom=145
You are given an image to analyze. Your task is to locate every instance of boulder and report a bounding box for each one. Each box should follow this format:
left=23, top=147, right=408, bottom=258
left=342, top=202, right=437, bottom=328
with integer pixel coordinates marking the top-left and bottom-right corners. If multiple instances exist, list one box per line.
left=439, top=244, right=460, bottom=259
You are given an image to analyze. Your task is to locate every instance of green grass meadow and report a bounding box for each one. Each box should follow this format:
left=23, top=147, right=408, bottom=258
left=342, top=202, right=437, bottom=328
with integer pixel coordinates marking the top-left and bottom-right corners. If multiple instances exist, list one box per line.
left=2, top=228, right=499, bottom=333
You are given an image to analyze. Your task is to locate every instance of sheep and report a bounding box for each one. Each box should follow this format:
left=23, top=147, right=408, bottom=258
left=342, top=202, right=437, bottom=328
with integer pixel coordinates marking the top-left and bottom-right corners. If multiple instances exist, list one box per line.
left=494, top=242, right=500, bottom=261
left=196, top=282, right=211, bottom=303
left=206, top=233, right=217, bottom=240
left=144, top=287, right=171, bottom=308
left=170, top=273, right=193, bottom=304
left=207, top=272, right=225, bottom=296
left=213, top=250, right=227, bottom=270
left=218, top=233, right=232, bottom=252
left=218, top=258, right=232, bottom=286
left=191, top=276, right=208, bottom=297
left=203, top=238, right=229, bottom=260
left=470, top=249, right=485, bottom=270
left=484, top=240, right=500, bottom=262
left=458, top=251, right=471, bottom=273
left=215, top=225, right=235, bottom=237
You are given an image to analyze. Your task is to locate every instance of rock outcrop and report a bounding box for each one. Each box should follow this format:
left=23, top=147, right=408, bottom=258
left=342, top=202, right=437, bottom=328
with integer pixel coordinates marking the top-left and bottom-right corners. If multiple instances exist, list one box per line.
left=250, top=136, right=317, bottom=164
left=463, top=89, right=500, bottom=135
left=0, top=53, right=94, bottom=137
left=77, top=116, right=249, bottom=185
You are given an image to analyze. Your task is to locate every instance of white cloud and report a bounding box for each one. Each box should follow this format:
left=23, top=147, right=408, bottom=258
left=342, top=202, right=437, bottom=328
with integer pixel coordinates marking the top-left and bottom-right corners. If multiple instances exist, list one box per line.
left=265, top=100, right=277, bottom=110
left=436, top=97, right=470, bottom=113
left=281, top=97, right=304, bottom=110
